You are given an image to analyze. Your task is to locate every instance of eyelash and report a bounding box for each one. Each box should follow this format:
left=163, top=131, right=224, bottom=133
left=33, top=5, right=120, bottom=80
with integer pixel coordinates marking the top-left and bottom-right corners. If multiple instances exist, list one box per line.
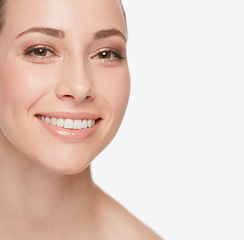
left=23, top=45, right=126, bottom=64
left=23, top=45, right=58, bottom=63
left=91, top=48, right=126, bottom=63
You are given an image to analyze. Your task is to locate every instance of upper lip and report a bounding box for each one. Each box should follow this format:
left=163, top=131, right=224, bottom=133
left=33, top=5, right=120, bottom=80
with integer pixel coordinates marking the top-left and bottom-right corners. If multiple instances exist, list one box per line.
left=35, top=112, right=100, bottom=120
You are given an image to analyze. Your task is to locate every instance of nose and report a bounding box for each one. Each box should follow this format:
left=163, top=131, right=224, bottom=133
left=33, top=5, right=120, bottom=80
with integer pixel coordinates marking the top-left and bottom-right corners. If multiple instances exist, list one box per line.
left=55, top=58, right=94, bottom=103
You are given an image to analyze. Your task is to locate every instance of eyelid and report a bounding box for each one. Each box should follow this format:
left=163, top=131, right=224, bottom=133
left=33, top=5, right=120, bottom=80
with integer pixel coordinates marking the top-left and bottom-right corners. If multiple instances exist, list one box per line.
left=23, top=45, right=60, bottom=64
left=91, top=47, right=126, bottom=60
left=23, top=45, right=59, bottom=57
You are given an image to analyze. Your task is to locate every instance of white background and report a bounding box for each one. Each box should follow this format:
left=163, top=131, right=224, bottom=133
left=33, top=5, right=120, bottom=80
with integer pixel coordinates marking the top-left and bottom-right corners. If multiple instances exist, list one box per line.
left=92, top=0, right=244, bottom=239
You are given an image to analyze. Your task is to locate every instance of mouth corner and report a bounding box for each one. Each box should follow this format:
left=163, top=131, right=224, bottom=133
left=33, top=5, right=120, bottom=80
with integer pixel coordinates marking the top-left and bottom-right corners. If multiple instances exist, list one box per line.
left=35, top=114, right=42, bottom=119
left=95, top=118, right=102, bottom=123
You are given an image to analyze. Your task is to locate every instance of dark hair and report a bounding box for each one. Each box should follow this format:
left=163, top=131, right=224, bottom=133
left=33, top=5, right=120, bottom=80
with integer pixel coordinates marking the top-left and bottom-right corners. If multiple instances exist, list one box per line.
left=0, top=0, right=6, bottom=31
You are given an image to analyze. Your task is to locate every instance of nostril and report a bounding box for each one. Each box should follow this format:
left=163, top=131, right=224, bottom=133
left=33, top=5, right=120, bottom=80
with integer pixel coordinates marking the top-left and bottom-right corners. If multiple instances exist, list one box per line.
left=63, top=95, right=74, bottom=98
left=85, top=96, right=93, bottom=101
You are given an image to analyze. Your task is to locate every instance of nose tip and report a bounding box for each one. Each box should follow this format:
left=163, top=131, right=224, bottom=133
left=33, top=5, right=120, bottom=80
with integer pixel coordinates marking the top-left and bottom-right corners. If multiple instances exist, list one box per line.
left=55, top=61, right=94, bottom=103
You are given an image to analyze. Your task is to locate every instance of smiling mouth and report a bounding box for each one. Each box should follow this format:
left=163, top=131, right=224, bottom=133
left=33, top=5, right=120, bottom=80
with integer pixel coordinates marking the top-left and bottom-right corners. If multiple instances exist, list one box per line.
left=35, top=114, right=99, bottom=130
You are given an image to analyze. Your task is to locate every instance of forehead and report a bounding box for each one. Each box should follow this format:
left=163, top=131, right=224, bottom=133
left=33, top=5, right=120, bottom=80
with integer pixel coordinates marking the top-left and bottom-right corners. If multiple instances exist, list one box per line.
left=3, top=0, right=126, bottom=38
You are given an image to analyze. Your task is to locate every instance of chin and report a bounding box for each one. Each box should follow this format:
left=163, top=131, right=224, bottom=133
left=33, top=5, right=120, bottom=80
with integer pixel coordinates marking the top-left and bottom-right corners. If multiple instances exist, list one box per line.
left=31, top=151, right=94, bottom=175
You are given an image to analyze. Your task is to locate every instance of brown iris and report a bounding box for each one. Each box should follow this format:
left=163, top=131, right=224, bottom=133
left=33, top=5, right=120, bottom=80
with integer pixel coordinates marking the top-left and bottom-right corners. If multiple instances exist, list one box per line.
left=33, top=48, right=47, bottom=56
left=98, top=51, right=111, bottom=59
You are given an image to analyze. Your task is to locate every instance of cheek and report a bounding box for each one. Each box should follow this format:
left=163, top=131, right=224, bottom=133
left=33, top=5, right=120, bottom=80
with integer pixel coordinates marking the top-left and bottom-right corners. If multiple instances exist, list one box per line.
left=0, top=61, right=53, bottom=113
left=96, top=66, right=130, bottom=116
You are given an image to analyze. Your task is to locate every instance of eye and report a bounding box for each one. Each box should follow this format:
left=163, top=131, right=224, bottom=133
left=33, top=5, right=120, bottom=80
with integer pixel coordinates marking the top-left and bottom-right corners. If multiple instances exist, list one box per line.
left=33, top=48, right=50, bottom=57
left=92, top=48, right=126, bottom=63
left=96, top=51, right=116, bottom=60
left=23, top=45, right=58, bottom=62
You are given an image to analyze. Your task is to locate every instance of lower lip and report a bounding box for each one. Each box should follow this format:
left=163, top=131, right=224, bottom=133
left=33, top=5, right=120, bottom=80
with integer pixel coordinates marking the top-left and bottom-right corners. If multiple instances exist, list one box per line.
left=36, top=117, right=100, bottom=142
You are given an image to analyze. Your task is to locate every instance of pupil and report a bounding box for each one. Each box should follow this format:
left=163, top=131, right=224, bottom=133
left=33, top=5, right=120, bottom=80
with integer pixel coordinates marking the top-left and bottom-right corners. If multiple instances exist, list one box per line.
left=100, top=52, right=110, bottom=59
left=34, top=48, right=47, bottom=56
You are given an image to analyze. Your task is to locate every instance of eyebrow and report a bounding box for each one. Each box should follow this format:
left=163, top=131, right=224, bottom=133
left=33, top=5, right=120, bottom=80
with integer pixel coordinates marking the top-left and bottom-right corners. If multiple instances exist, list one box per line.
left=15, top=27, right=127, bottom=41
left=16, top=27, right=65, bottom=39
left=94, top=29, right=127, bottom=42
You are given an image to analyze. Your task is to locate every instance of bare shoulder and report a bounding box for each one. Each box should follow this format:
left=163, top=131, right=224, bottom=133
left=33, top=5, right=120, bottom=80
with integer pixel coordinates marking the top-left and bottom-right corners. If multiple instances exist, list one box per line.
left=94, top=186, right=164, bottom=240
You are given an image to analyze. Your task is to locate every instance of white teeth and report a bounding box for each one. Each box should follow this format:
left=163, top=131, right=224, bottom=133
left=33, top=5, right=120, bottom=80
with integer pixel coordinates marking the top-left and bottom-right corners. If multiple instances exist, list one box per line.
left=64, top=119, right=74, bottom=129
left=37, top=115, right=96, bottom=130
left=82, top=119, right=88, bottom=129
left=88, top=119, right=93, bottom=128
left=74, top=120, right=82, bottom=130
left=45, top=117, right=51, bottom=124
left=50, top=117, right=57, bottom=126
left=57, top=118, right=64, bottom=127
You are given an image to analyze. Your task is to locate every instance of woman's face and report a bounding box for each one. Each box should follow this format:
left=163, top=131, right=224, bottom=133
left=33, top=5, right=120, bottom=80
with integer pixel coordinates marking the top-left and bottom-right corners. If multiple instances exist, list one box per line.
left=0, top=0, right=130, bottom=174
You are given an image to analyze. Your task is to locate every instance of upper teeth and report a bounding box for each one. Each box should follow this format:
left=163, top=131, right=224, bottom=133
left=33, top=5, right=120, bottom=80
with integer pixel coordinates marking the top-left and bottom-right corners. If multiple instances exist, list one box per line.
left=37, top=115, right=96, bottom=130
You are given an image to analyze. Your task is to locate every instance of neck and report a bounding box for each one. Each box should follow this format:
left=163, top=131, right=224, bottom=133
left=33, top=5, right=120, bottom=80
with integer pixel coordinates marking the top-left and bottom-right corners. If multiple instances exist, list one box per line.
left=0, top=134, right=98, bottom=239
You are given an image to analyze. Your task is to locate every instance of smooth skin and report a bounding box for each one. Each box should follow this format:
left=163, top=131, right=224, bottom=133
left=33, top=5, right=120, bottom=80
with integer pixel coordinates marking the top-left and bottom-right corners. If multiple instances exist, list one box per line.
left=0, top=0, right=162, bottom=239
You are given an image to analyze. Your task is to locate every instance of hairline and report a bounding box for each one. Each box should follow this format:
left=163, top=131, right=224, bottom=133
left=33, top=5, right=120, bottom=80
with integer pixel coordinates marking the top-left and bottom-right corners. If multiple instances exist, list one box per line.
left=0, top=0, right=127, bottom=33
left=0, top=0, right=6, bottom=31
